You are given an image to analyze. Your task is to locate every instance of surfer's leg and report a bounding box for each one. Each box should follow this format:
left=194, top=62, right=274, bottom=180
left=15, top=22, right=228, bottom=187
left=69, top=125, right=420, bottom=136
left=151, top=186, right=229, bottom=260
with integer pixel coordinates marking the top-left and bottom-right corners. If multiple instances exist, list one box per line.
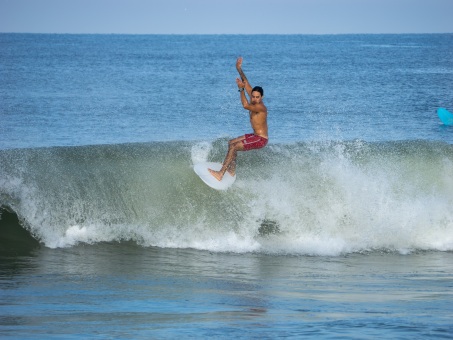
left=208, top=145, right=237, bottom=181
left=224, top=134, right=268, bottom=177
left=228, top=135, right=246, bottom=146
left=226, top=135, right=245, bottom=176
left=227, top=160, right=236, bottom=176
left=209, top=139, right=244, bottom=181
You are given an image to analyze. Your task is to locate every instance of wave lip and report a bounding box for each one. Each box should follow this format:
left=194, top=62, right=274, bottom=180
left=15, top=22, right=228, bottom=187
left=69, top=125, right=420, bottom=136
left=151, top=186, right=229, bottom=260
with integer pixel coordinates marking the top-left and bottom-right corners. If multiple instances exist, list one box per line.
left=0, top=140, right=452, bottom=255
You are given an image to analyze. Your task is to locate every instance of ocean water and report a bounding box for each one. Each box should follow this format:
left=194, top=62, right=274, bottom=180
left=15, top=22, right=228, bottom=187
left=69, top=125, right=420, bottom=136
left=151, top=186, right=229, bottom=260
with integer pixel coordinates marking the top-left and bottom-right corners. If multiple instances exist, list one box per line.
left=1, top=33, right=453, bottom=338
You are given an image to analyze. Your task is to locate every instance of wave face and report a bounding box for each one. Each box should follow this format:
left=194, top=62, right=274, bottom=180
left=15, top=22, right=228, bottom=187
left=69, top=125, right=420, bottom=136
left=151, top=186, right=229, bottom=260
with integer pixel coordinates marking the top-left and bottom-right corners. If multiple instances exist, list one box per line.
left=1, top=140, right=452, bottom=255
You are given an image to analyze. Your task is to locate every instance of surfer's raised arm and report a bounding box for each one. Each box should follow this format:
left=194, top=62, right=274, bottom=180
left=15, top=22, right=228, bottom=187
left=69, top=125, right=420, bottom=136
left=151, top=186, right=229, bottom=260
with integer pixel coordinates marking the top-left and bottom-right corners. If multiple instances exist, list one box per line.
left=236, top=57, right=252, bottom=96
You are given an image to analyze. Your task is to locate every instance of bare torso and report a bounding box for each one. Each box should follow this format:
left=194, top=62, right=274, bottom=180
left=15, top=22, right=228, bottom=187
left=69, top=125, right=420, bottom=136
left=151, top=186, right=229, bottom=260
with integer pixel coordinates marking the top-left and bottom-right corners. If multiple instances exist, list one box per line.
left=249, top=108, right=268, bottom=139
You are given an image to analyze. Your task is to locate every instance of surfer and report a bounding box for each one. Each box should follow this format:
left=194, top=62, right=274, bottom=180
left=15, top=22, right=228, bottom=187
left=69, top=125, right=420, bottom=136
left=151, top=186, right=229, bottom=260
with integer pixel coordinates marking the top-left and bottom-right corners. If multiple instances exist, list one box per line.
left=209, top=57, right=268, bottom=181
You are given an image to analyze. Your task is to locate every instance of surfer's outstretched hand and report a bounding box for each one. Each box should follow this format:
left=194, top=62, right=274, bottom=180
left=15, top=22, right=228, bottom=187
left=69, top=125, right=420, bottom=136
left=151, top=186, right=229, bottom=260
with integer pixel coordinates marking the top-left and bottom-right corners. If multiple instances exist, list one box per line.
left=236, top=56, right=243, bottom=70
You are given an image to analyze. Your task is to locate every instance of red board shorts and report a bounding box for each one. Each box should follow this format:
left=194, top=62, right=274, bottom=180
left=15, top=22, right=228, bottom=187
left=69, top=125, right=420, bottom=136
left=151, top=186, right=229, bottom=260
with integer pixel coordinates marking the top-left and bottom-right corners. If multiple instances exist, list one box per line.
left=242, top=133, right=268, bottom=151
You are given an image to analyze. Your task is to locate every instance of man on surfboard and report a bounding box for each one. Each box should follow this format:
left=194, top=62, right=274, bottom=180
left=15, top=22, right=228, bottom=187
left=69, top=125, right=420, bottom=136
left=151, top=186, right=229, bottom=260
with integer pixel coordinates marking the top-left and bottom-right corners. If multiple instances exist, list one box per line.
left=209, top=57, right=268, bottom=181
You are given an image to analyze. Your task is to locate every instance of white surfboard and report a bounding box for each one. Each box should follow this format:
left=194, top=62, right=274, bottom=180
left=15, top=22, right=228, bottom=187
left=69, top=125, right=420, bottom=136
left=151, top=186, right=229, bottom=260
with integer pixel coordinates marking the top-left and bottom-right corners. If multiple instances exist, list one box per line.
left=193, top=162, right=236, bottom=190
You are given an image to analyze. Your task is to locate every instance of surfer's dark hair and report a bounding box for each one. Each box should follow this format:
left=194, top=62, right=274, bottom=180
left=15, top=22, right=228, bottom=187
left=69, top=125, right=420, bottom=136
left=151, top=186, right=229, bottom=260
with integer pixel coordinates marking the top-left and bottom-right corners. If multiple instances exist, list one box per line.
left=252, top=86, right=264, bottom=97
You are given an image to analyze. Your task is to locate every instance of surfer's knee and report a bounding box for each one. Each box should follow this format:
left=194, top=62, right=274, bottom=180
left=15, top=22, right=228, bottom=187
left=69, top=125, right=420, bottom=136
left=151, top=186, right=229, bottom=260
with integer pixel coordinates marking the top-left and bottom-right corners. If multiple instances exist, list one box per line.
left=229, top=135, right=245, bottom=145
left=232, top=140, right=244, bottom=150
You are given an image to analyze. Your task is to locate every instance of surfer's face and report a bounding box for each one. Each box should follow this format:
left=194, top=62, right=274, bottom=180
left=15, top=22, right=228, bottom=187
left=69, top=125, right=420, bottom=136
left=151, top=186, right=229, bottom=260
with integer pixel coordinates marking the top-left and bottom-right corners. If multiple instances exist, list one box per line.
left=251, top=91, right=262, bottom=105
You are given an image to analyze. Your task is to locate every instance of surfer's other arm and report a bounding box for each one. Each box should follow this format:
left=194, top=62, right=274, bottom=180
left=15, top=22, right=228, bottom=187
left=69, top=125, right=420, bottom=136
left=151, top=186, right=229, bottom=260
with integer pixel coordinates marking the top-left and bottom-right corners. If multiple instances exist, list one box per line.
left=236, top=57, right=252, bottom=96
left=236, top=78, right=266, bottom=113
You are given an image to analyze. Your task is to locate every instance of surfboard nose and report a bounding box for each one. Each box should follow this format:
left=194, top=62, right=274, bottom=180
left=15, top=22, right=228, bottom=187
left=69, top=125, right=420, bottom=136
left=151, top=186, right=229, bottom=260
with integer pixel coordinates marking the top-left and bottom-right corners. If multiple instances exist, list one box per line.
left=438, top=108, right=453, bottom=126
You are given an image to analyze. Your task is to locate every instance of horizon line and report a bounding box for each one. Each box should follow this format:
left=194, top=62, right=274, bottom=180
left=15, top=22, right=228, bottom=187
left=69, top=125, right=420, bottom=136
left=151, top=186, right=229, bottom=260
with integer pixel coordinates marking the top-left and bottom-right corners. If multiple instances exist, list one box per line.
left=1, top=31, right=453, bottom=35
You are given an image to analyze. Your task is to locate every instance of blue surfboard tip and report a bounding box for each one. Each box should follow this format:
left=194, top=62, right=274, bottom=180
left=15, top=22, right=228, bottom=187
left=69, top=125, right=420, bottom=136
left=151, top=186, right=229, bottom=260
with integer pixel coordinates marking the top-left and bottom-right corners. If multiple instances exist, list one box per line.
left=437, top=107, right=453, bottom=126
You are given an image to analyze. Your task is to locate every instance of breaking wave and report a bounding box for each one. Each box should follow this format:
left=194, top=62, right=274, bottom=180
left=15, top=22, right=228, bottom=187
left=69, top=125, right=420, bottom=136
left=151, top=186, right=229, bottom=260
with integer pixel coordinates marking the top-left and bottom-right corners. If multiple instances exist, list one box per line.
left=1, top=139, right=452, bottom=255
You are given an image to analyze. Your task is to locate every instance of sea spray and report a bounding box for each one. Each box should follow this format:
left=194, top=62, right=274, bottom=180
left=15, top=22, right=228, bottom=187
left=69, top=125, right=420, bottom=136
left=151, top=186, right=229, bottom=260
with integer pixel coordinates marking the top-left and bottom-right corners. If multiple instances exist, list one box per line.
left=0, top=140, right=452, bottom=255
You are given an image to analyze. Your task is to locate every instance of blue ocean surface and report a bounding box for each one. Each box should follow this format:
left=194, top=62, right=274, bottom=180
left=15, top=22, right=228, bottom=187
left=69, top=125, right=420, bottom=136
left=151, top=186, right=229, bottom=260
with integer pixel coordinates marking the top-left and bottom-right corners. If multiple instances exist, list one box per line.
left=1, top=34, right=453, bottom=338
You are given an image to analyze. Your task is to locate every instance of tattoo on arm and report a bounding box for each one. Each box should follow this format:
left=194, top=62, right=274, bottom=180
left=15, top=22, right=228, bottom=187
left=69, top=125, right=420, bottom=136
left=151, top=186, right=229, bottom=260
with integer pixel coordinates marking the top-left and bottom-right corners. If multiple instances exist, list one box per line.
left=238, top=69, right=248, bottom=83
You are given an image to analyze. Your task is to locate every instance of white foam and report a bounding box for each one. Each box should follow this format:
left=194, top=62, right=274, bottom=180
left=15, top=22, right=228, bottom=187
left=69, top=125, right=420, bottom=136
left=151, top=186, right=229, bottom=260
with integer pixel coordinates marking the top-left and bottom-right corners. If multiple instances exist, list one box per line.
left=190, top=141, right=213, bottom=164
left=3, top=141, right=452, bottom=255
